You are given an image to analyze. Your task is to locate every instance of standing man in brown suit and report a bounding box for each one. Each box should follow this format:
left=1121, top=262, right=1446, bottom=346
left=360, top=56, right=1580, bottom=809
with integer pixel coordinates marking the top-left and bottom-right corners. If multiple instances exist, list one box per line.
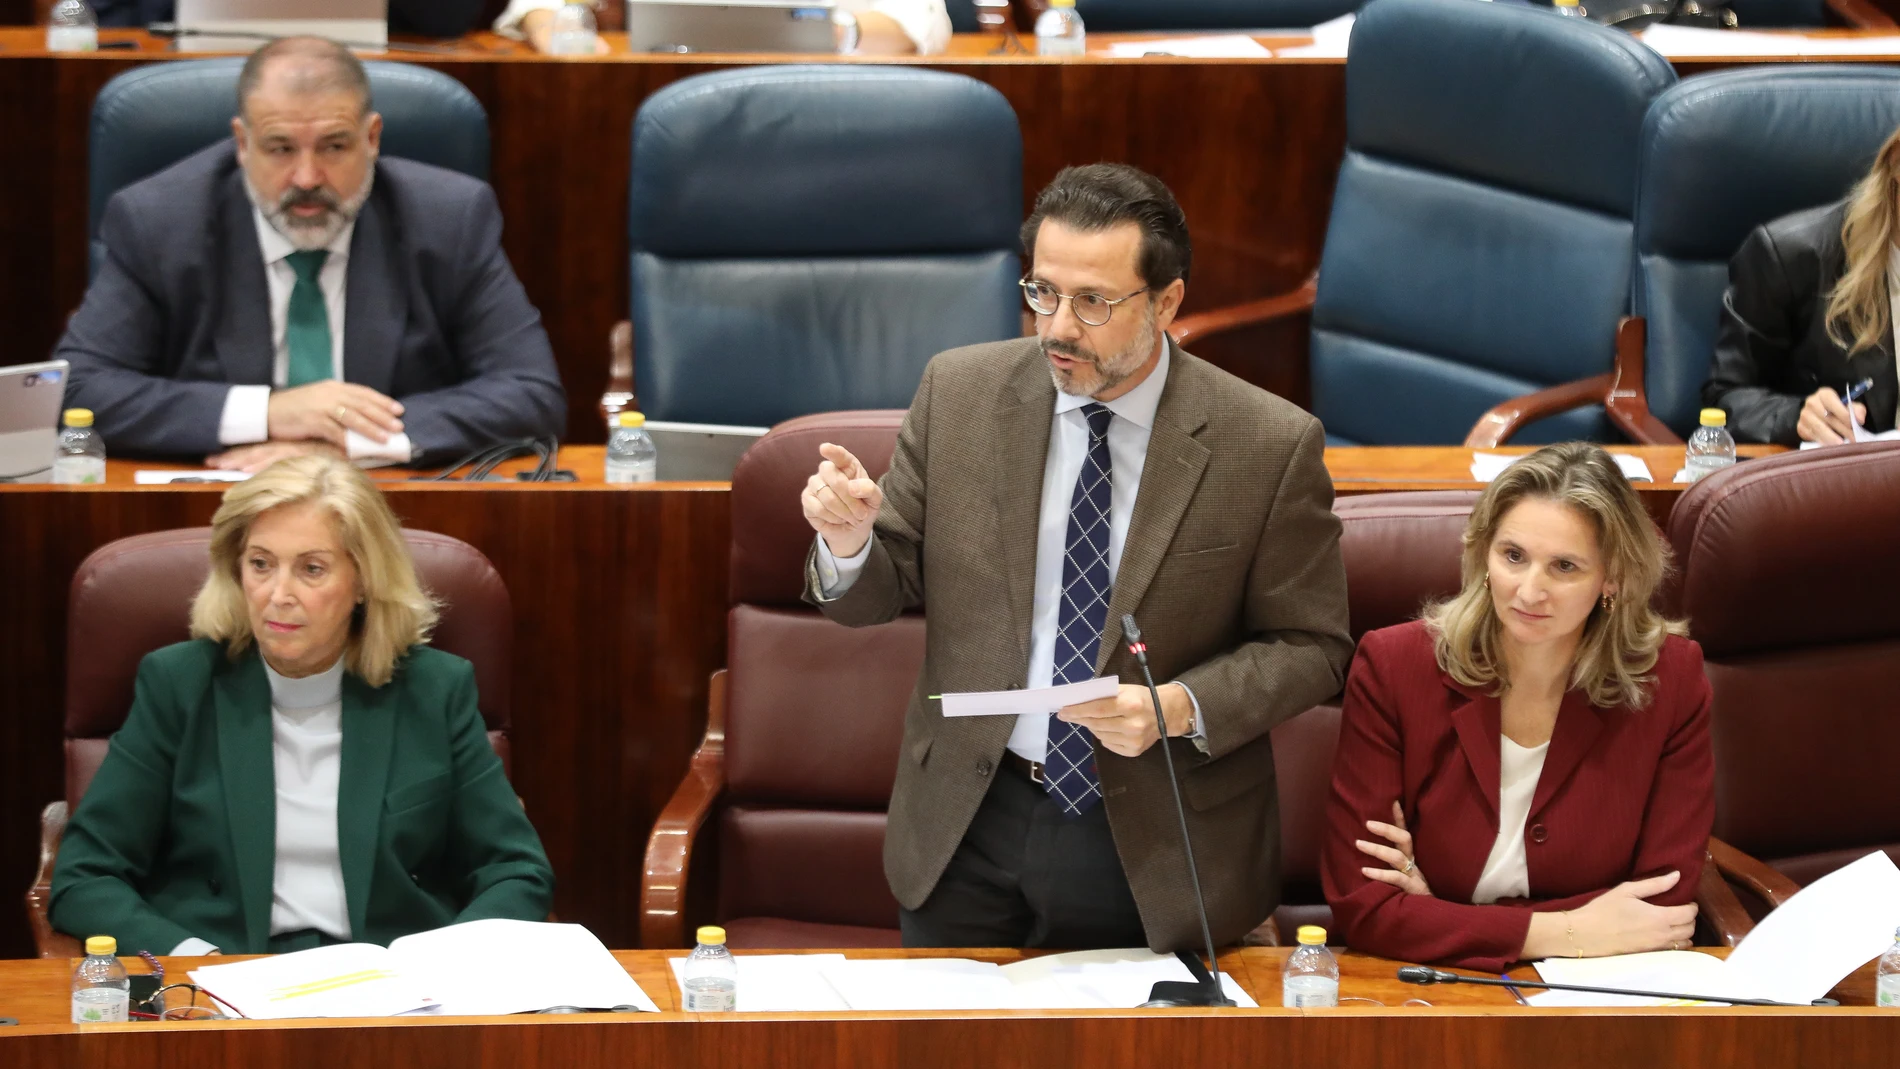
left=800, top=164, right=1352, bottom=951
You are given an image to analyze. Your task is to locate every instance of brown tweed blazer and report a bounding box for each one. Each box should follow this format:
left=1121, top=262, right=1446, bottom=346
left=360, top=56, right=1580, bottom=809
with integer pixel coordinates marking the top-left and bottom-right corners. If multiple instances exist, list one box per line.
left=805, top=336, right=1352, bottom=951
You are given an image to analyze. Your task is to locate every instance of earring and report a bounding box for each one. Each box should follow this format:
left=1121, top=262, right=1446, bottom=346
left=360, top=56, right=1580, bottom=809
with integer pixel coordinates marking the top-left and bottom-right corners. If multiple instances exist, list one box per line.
left=1483, top=572, right=1491, bottom=588
left=1599, top=592, right=1616, bottom=612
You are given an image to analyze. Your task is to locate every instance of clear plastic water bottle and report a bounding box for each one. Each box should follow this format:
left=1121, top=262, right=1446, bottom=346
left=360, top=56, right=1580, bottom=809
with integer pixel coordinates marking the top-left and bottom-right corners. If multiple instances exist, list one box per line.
left=681, top=925, right=737, bottom=1012
left=47, top=0, right=98, bottom=52
left=1685, top=407, right=1737, bottom=483
left=1551, top=0, right=1590, bottom=16
left=1878, top=927, right=1900, bottom=1007
left=1035, top=0, right=1086, bottom=55
left=1281, top=924, right=1340, bottom=1008
left=52, top=408, right=106, bottom=485
left=71, top=935, right=129, bottom=1023
left=546, top=2, right=598, bottom=55
left=605, top=410, right=658, bottom=484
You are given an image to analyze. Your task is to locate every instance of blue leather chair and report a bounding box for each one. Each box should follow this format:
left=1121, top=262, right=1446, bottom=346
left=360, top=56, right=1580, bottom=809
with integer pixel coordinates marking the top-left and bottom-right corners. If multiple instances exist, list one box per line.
left=608, top=66, right=1023, bottom=429
left=1069, top=0, right=1362, bottom=29
left=88, top=59, right=489, bottom=278
left=1611, top=68, right=1900, bottom=443
left=1173, top=0, right=1675, bottom=445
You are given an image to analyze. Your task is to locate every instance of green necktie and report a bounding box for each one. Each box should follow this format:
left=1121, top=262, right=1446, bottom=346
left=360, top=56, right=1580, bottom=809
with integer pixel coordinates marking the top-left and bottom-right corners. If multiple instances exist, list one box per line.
left=284, top=250, right=333, bottom=387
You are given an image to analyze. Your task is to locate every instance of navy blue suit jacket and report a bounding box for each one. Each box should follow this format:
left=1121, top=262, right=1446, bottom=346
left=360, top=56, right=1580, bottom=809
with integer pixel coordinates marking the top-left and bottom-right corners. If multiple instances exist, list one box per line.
left=58, top=142, right=565, bottom=462
left=94, top=0, right=489, bottom=37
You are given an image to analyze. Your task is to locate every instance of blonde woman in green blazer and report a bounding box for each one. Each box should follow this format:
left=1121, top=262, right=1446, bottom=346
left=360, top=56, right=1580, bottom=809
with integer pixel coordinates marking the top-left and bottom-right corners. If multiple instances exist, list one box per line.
left=50, top=456, right=552, bottom=955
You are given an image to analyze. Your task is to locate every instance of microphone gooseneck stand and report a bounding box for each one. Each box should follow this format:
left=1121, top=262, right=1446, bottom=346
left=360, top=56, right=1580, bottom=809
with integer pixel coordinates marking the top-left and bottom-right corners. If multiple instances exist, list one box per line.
left=1122, top=614, right=1235, bottom=1009
left=1396, top=966, right=1837, bottom=1006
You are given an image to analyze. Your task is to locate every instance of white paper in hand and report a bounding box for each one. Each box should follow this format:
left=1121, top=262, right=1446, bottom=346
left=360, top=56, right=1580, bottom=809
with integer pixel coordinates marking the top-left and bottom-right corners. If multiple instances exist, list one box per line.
left=938, top=677, right=1119, bottom=718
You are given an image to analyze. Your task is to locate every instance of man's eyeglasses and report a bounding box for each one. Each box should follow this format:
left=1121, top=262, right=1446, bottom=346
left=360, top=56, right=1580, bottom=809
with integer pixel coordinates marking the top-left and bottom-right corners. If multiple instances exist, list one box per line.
left=1020, top=279, right=1151, bottom=327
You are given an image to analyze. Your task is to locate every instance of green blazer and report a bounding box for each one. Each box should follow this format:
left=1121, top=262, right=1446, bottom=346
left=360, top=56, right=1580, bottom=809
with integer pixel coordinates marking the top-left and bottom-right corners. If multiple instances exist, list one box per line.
left=49, top=639, right=553, bottom=955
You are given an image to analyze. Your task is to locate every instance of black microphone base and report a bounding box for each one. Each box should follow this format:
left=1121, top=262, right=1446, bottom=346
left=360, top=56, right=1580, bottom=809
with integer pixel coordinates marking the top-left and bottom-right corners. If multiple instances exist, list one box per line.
left=1140, top=980, right=1236, bottom=1008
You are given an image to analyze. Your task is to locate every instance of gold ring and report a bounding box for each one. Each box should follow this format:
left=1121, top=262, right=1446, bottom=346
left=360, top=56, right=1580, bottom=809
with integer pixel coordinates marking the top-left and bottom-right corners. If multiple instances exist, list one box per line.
left=334, top=405, right=348, bottom=423
left=1400, top=857, right=1415, bottom=875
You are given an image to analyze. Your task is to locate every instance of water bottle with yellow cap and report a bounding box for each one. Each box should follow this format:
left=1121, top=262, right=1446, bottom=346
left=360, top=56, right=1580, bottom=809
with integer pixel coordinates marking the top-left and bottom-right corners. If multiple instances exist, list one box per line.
left=1281, top=924, right=1339, bottom=1008
left=51, top=408, right=106, bottom=485
left=1685, top=408, right=1736, bottom=483
left=681, top=925, right=737, bottom=1011
left=71, top=935, right=129, bottom=1022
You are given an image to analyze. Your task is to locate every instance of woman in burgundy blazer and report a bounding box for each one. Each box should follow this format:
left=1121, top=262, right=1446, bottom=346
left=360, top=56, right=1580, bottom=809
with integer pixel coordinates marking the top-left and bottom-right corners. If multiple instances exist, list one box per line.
left=1322, top=444, right=1715, bottom=972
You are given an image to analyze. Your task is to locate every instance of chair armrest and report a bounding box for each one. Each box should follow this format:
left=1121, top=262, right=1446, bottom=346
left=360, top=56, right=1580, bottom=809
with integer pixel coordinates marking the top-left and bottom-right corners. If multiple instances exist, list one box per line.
left=1168, top=274, right=1319, bottom=349
left=1604, top=317, right=1685, bottom=446
left=1707, top=835, right=1800, bottom=912
left=1827, top=0, right=1898, bottom=28
left=1462, top=372, right=1617, bottom=448
left=1695, top=842, right=1755, bottom=948
left=599, top=321, right=636, bottom=430
left=27, top=801, right=81, bottom=959
left=640, top=669, right=729, bottom=950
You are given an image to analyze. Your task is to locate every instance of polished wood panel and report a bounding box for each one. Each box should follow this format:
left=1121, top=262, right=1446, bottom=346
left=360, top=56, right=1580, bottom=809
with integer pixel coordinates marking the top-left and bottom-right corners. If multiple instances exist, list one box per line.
left=0, top=448, right=731, bottom=959
left=0, top=948, right=1884, bottom=1068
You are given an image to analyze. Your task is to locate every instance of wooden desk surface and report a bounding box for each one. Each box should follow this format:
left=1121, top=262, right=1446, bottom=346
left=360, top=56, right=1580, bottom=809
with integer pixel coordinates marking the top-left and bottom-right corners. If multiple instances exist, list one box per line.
left=0, top=947, right=1886, bottom=1068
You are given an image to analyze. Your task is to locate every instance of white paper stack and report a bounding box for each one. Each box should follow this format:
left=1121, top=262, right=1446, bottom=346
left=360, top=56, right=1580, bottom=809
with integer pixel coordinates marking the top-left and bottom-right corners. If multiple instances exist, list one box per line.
left=190, top=920, right=658, bottom=1019
left=1529, top=851, right=1900, bottom=1007
left=1104, top=34, right=1274, bottom=58
left=1471, top=452, right=1653, bottom=483
left=666, top=949, right=1256, bottom=1012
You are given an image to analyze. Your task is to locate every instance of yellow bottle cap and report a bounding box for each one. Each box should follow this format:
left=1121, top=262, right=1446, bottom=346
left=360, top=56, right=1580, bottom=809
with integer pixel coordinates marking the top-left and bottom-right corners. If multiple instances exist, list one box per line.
left=696, top=926, right=727, bottom=945
left=64, top=408, right=94, bottom=428
left=617, top=411, right=646, bottom=429
left=1050, top=0, right=1076, bottom=7
left=1296, top=925, right=1327, bottom=946
left=1699, top=408, right=1727, bottom=427
left=84, top=935, right=117, bottom=956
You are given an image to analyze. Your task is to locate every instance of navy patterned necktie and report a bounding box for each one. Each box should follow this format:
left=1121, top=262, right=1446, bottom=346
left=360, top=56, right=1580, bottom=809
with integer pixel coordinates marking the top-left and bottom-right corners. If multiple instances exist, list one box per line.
left=1045, top=402, right=1115, bottom=816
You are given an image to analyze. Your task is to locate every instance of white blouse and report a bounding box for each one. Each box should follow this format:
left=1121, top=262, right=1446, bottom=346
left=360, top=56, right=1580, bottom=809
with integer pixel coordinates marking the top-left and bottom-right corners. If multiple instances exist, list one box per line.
left=171, top=659, right=351, bottom=956
left=1469, top=735, right=1550, bottom=905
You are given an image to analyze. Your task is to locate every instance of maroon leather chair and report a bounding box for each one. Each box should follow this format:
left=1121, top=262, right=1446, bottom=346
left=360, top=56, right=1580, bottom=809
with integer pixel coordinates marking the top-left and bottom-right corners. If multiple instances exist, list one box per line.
left=1260, top=491, right=1475, bottom=944
left=26, top=527, right=514, bottom=958
left=642, top=411, right=916, bottom=950
left=1667, top=441, right=1900, bottom=923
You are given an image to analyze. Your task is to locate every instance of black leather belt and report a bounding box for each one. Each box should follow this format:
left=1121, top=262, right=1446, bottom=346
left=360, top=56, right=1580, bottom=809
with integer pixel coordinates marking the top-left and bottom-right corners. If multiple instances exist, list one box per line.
left=1002, top=751, right=1044, bottom=784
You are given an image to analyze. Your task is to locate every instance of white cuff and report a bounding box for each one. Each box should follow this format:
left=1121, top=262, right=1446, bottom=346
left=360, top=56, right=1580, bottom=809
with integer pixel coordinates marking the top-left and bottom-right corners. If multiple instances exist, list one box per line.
left=870, top=0, right=953, bottom=54
left=347, top=429, right=413, bottom=467
left=814, top=533, right=872, bottom=598
left=217, top=385, right=272, bottom=447
left=1173, top=681, right=1210, bottom=754
left=171, top=937, right=220, bottom=956
left=492, top=0, right=563, bottom=38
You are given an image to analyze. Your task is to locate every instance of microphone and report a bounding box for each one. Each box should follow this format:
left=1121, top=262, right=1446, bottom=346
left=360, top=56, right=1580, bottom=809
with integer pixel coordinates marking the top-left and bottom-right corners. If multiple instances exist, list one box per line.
left=1123, top=614, right=1235, bottom=1009
left=1396, top=965, right=1833, bottom=1006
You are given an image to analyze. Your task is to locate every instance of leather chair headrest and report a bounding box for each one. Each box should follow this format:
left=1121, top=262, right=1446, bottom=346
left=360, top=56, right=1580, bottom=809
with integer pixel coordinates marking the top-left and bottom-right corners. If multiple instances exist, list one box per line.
left=629, top=65, right=1022, bottom=257
left=731, top=411, right=907, bottom=607
left=1635, top=67, right=1900, bottom=261
left=1337, top=490, right=1475, bottom=639
left=89, top=59, right=490, bottom=243
left=1668, top=443, right=1900, bottom=657
left=65, top=527, right=512, bottom=738
left=1347, top=0, right=1675, bottom=217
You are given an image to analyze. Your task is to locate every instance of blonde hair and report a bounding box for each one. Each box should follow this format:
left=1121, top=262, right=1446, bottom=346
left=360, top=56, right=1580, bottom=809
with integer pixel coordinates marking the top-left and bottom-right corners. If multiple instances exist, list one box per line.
left=189, top=455, right=438, bottom=687
left=1421, top=443, right=1685, bottom=710
left=1824, top=123, right=1900, bottom=356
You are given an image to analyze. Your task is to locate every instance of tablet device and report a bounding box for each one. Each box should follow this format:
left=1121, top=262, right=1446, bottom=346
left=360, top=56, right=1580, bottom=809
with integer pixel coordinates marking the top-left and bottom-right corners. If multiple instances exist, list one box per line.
left=626, top=0, right=838, bottom=53
left=0, top=360, right=69, bottom=484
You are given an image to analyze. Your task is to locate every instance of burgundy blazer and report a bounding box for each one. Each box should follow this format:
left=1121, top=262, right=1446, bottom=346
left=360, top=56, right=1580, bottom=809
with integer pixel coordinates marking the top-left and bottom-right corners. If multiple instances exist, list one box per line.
left=1321, top=620, right=1714, bottom=971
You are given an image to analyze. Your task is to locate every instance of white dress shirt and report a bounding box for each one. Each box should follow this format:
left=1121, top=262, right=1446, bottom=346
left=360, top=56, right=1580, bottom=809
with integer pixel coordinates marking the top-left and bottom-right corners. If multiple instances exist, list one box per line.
left=1469, top=734, right=1550, bottom=905
left=170, top=657, right=352, bottom=956
left=215, top=210, right=413, bottom=463
left=496, top=0, right=953, bottom=54
left=816, top=340, right=1204, bottom=764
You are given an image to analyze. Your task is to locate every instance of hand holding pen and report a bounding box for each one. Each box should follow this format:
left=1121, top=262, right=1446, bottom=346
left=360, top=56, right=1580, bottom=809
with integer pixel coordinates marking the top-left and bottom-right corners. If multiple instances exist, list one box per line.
left=1797, top=378, right=1872, bottom=445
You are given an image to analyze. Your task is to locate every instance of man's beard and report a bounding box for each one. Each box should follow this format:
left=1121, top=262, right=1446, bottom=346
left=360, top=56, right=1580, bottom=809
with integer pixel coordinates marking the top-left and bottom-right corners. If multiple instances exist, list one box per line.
left=246, top=166, right=375, bottom=251
left=1043, top=302, right=1159, bottom=398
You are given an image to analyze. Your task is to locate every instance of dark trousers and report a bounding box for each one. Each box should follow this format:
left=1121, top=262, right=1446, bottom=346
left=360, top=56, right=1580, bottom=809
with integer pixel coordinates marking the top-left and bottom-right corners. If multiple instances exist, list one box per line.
left=900, top=760, right=1147, bottom=949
